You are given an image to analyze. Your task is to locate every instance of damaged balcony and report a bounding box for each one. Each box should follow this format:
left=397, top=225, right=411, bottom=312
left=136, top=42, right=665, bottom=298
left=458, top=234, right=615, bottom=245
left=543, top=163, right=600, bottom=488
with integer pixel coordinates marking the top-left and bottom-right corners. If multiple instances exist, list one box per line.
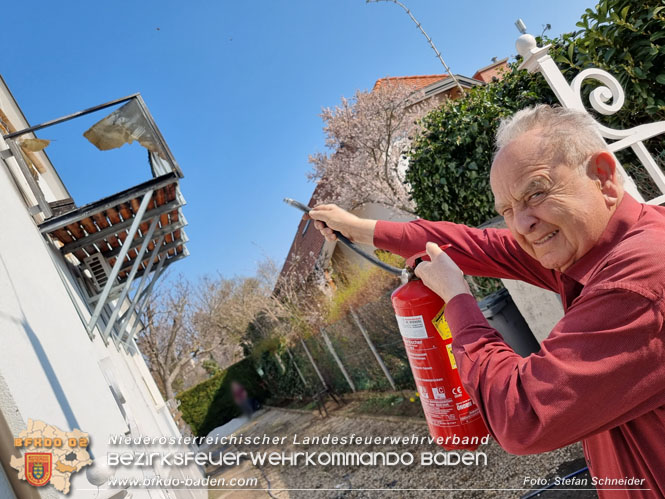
left=0, top=90, right=189, bottom=346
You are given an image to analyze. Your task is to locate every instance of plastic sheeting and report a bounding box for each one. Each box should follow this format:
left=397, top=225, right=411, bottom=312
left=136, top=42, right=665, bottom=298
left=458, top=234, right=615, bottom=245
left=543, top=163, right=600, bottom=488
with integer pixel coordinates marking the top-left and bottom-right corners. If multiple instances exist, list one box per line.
left=83, top=99, right=165, bottom=158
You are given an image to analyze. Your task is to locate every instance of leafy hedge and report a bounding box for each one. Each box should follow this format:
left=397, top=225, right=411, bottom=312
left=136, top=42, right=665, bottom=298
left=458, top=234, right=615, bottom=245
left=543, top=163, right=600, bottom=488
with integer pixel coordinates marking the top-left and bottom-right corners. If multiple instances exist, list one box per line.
left=176, top=358, right=269, bottom=437
left=253, top=344, right=310, bottom=401
left=407, top=0, right=665, bottom=223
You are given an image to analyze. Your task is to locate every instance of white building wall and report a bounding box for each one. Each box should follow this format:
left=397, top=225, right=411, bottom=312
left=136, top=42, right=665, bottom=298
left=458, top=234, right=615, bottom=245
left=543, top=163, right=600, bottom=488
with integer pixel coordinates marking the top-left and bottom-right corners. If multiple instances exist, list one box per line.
left=0, top=146, right=127, bottom=497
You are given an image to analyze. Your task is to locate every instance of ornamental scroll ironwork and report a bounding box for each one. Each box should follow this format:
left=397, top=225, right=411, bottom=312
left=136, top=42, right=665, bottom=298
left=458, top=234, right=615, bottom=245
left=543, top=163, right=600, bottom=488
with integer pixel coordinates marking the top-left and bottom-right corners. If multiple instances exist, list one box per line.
left=516, top=32, right=665, bottom=206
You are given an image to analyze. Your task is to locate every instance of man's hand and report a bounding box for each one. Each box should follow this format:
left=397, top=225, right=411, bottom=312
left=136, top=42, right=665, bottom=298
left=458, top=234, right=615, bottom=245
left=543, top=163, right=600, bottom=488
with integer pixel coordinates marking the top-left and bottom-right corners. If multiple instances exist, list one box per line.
left=414, top=242, right=471, bottom=303
left=308, top=204, right=377, bottom=245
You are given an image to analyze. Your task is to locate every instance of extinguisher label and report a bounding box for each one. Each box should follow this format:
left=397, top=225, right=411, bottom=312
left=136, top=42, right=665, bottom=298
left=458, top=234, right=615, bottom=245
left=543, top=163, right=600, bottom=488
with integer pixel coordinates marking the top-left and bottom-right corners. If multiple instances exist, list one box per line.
left=396, top=315, right=428, bottom=339
left=446, top=344, right=458, bottom=369
left=431, top=386, right=447, bottom=400
left=456, top=399, right=473, bottom=411
left=432, top=306, right=452, bottom=341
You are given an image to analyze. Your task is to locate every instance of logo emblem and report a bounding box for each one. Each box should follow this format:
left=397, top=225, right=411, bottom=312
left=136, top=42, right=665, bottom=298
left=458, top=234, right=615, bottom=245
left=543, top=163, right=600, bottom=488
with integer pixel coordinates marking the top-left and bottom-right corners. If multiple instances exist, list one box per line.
left=25, top=453, right=51, bottom=487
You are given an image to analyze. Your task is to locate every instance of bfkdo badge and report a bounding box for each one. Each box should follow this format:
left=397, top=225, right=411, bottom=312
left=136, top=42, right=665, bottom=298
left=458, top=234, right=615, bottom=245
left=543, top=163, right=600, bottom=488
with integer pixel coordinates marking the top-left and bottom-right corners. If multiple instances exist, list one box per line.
left=25, top=453, right=52, bottom=487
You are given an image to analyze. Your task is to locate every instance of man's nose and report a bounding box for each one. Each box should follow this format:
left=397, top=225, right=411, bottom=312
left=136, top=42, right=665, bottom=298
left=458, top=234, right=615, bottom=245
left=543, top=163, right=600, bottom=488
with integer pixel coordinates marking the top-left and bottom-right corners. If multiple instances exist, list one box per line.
left=513, top=208, right=538, bottom=235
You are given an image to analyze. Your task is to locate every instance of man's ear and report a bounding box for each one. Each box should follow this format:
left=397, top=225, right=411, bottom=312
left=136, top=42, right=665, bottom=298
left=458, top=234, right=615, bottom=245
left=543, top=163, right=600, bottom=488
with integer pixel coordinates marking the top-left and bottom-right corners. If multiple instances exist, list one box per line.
left=588, top=151, right=621, bottom=206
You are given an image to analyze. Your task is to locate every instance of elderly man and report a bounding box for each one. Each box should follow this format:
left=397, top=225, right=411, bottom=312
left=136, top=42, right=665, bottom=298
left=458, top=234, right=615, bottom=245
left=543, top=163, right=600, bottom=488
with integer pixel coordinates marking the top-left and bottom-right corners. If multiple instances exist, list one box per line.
left=308, top=105, right=665, bottom=498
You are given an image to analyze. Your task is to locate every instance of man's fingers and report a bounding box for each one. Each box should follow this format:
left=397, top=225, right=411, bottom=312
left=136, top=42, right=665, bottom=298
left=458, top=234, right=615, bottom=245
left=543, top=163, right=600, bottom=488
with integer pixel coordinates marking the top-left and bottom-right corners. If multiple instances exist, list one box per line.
left=323, top=228, right=336, bottom=239
left=310, top=215, right=337, bottom=241
left=416, top=242, right=461, bottom=279
left=313, top=220, right=325, bottom=230
left=309, top=204, right=336, bottom=219
left=312, top=220, right=337, bottom=240
left=414, top=261, right=429, bottom=280
left=425, top=241, right=443, bottom=259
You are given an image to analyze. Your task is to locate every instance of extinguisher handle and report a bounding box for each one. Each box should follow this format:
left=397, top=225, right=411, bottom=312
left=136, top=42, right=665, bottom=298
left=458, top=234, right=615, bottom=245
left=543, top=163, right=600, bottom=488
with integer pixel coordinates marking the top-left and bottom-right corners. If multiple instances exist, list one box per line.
left=406, top=243, right=452, bottom=269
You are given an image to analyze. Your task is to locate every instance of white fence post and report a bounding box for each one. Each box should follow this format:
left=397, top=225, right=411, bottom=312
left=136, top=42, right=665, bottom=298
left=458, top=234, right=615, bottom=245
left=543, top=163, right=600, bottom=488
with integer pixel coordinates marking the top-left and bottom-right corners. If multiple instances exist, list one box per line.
left=300, top=338, right=328, bottom=390
left=349, top=309, right=397, bottom=390
left=321, top=328, right=356, bottom=392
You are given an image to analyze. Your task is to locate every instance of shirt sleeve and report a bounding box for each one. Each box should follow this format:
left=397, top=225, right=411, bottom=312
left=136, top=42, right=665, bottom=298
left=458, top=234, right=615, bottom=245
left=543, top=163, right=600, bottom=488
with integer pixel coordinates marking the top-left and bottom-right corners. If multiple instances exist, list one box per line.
left=374, top=219, right=558, bottom=291
left=444, top=288, right=665, bottom=455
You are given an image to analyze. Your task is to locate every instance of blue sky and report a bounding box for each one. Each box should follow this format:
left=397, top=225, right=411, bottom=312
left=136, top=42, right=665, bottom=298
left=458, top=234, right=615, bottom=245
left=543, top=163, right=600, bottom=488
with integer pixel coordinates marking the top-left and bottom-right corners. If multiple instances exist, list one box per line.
left=3, top=0, right=594, bottom=280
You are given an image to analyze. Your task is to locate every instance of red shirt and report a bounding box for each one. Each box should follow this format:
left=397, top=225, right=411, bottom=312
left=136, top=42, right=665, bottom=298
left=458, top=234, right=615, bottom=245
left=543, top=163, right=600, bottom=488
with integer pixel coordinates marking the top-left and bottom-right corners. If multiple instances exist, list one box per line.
left=374, top=194, right=665, bottom=498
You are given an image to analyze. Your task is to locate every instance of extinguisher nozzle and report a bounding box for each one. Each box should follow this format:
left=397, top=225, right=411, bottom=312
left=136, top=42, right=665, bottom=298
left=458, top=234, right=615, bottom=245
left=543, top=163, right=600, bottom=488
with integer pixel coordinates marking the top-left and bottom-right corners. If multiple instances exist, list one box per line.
left=283, top=198, right=311, bottom=213
left=283, top=197, right=404, bottom=277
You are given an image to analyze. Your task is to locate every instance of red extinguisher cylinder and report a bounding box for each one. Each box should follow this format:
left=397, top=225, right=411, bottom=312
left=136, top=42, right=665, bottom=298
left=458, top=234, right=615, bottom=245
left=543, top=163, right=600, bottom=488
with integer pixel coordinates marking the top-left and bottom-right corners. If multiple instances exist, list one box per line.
left=392, top=274, right=490, bottom=451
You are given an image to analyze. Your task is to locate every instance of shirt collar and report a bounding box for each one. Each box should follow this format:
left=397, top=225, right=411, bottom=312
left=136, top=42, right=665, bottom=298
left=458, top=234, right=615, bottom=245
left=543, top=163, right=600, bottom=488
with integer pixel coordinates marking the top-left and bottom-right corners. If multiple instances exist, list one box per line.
left=563, top=193, right=643, bottom=285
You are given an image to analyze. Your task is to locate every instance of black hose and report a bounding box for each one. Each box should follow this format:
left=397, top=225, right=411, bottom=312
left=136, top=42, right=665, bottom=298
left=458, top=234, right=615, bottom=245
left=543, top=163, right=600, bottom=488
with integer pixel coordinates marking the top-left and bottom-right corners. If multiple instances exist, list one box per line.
left=283, top=198, right=404, bottom=277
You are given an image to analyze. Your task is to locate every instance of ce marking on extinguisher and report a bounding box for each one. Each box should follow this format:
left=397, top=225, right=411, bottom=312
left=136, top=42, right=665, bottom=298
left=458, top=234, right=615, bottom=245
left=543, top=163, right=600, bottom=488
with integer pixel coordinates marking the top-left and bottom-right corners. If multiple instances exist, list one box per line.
left=452, top=387, right=463, bottom=398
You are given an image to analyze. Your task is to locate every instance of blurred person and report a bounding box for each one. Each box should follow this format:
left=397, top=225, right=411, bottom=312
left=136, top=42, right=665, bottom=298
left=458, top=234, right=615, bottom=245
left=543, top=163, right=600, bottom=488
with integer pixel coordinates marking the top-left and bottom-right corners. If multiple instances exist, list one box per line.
left=231, top=380, right=254, bottom=418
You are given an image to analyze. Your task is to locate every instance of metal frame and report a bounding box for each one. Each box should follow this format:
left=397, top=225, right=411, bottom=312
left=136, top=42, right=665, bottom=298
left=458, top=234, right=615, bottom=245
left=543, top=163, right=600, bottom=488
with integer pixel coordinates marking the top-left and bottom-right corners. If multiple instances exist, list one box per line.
left=39, top=173, right=179, bottom=234
left=101, top=216, right=161, bottom=343
left=3, top=94, right=138, bottom=140
left=3, top=90, right=191, bottom=350
left=119, top=249, right=187, bottom=285
left=103, top=218, right=185, bottom=259
left=115, top=251, right=189, bottom=348
left=2, top=93, right=184, bottom=180
left=134, top=95, right=183, bottom=178
left=1, top=91, right=182, bottom=228
left=58, top=198, right=181, bottom=255
left=121, top=256, right=169, bottom=348
left=112, top=234, right=166, bottom=345
left=86, top=190, right=153, bottom=337
left=116, top=239, right=184, bottom=275
left=3, top=139, right=52, bottom=218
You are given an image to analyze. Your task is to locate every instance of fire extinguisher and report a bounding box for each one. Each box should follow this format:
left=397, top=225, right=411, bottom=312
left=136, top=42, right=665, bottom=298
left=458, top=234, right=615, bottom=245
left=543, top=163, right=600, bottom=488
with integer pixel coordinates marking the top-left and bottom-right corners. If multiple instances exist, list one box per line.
left=283, top=199, right=489, bottom=450
left=392, top=245, right=489, bottom=451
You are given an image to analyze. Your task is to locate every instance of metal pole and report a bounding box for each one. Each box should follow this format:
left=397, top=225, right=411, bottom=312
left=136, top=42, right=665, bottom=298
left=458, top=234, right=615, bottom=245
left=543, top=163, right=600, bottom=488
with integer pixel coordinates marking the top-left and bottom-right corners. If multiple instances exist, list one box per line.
left=3, top=94, right=138, bottom=140
left=103, top=216, right=160, bottom=342
left=273, top=352, right=286, bottom=373
left=124, top=257, right=167, bottom=346
left=115, top=234, right=165, bottom=335
left=349, top=308, right=396, bottom=390
left=87, top=190, right=154, bottom=335
left=286, top=348, right=308, bottom=387
left=300, top=338, right=327, bottom=389
left=4, top=140, right=52, bottom=218
left=321, top=328, right=356, bottom=392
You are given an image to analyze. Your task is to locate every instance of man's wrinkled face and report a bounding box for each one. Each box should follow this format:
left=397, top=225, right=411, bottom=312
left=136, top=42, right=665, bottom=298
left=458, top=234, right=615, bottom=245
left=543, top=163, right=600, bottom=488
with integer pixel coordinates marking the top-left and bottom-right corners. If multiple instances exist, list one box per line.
left=490, top=130, right=617, bottom=272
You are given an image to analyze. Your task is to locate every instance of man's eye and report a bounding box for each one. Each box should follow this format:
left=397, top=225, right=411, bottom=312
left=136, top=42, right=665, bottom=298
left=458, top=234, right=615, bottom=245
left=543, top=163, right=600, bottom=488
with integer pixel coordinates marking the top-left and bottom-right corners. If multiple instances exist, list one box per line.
left=502, top=208, right=513, bottom=218
left=528, top=191, right=544, bottom=202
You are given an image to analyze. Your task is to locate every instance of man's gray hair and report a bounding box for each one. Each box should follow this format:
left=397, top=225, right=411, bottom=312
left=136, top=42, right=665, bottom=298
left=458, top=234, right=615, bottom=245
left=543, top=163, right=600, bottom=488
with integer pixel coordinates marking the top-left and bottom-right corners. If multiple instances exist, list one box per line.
left=495, top=105, right=609, bottom=171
